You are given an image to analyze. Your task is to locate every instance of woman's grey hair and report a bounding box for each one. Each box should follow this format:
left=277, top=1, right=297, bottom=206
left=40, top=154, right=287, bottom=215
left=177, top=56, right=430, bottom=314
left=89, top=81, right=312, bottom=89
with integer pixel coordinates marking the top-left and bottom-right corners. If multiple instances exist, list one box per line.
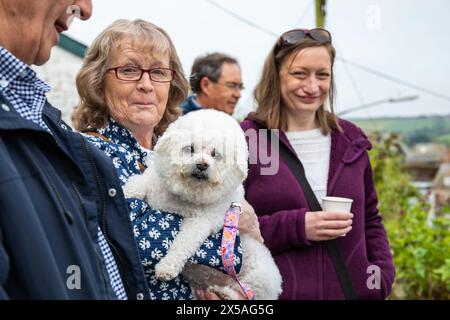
left=72, top=19, right=188, bottom=137
left=189, top=52, right=239, bottom=94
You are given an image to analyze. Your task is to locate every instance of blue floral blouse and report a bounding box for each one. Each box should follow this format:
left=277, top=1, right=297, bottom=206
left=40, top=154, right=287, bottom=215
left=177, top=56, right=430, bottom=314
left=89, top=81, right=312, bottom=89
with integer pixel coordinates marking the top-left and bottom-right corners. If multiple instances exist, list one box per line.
left=83, top=118, right=242, bottom=300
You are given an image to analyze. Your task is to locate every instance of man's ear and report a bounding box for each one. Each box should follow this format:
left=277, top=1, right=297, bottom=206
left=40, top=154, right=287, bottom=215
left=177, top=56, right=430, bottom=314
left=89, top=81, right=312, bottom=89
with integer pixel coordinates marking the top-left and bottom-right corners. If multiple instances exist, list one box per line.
left=200, top=77, right=213, bottom=96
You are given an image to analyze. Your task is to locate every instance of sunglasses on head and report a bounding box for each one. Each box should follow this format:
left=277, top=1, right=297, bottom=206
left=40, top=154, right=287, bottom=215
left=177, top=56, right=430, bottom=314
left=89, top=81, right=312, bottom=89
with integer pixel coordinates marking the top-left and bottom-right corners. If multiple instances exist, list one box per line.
left=276, top=28, right=332, bottom=51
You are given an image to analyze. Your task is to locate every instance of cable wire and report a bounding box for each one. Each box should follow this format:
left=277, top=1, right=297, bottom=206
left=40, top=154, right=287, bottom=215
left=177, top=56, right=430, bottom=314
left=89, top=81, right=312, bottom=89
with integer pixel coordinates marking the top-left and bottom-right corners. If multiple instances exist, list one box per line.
left=204, top=0, right=277, bottom=37
left=204, top=0, right=450, bottom=104
left=337, top=56, right=450, bottom=103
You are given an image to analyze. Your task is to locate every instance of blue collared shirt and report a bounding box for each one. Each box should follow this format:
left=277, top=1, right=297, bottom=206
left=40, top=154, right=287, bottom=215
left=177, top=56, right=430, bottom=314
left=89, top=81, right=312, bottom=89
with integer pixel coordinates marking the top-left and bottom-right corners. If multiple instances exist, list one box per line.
left=0, top=46, right=127, bottom=300
left=0, top=47, right=50, bottom=131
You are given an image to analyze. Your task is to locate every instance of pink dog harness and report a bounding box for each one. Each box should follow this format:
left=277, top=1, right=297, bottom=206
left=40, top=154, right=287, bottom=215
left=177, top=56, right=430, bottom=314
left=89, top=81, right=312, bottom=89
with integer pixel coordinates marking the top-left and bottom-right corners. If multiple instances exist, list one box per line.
left=221, top=203, right=255, bottom=300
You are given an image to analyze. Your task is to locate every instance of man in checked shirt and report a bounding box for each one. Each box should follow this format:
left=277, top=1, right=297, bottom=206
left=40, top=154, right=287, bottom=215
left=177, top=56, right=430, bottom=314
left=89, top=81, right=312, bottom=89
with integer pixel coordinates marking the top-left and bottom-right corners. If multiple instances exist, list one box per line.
left=0, top=0, right=149, bottom=300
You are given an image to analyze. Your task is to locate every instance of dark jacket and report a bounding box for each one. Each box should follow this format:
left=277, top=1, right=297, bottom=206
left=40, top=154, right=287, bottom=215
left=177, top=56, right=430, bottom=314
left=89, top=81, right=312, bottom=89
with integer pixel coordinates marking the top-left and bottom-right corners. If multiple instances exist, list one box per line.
left=180, top=95, right=202, bottom=115
left=0, top=93, right=149, bottom=300
left=240, top=114, right=395, bottom=300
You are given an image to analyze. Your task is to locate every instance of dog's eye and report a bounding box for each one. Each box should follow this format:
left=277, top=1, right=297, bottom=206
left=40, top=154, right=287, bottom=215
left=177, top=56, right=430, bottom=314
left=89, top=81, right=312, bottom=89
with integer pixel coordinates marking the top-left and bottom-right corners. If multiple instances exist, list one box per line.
left=211, top=149, right=222, bottom=160
left=182, top=144, right=195, bottom=155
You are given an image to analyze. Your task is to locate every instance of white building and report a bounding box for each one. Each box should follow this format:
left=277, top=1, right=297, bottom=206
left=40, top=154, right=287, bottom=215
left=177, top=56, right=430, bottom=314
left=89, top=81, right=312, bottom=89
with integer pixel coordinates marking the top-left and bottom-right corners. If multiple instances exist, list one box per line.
left=33, top=34, right=87, bottom=127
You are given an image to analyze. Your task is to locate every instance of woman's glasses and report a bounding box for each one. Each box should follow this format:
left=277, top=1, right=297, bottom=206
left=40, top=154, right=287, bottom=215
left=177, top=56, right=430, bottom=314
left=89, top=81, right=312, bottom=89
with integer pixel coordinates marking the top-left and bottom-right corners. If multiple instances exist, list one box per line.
left=276, top=28, right=332, bottom=51
left=107, top=66, right=176, bottom=83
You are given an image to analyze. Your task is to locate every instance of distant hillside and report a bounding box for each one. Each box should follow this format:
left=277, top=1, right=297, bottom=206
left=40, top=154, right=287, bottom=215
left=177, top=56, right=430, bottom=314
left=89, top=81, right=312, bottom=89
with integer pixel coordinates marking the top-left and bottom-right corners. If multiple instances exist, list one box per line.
left=349, top=115, right=450, bottom=145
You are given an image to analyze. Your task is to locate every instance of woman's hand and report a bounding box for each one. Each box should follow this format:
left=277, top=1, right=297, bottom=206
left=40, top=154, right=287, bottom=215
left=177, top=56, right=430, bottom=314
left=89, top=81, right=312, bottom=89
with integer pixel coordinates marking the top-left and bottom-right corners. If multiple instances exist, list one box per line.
left=239, top=200, right=264, bottom=243
left=305, top=211, right=353, bottom=241
left=195, top=289, right=246, bottom=300
left=195, top=290, right=221, bottom=300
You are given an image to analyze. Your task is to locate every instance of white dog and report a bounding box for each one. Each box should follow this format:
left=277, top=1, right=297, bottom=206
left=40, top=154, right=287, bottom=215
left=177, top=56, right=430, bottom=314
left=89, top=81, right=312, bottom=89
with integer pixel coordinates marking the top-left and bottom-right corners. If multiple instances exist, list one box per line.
left=123, top=109, right=282, bottom=300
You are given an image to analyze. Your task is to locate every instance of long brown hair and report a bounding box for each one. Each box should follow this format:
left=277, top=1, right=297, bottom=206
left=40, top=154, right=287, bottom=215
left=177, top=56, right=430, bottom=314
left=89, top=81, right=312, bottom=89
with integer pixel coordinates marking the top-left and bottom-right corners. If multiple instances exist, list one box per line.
left=254, top=36, right=340, bottom=134
left=72, top=19, right=188, bottom=138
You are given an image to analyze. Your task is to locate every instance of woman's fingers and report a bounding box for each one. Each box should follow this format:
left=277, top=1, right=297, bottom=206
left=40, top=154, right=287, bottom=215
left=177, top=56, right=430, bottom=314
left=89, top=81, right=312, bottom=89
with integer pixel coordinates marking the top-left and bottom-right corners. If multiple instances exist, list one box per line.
left=319, top=225, right=352, bottom=239
left=320, top=219, right=353, bottom=230
left=305, top=211, right=353, bottom=241
left=239, top=200, right=264, bottom=243
left=321, top=212, right=353, bottom=220
left=247, top=224, right=264, bottom=243
left=195, top=289, right=221, bottom=300
left=238, top=209, right=256, bottom=232
left=240, top=200, right=257, bottom=231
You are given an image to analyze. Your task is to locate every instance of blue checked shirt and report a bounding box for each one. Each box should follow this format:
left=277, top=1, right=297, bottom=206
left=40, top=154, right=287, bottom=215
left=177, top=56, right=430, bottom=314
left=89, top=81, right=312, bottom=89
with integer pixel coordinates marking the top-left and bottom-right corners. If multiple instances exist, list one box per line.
left=0, top=46, right=127, bottom=300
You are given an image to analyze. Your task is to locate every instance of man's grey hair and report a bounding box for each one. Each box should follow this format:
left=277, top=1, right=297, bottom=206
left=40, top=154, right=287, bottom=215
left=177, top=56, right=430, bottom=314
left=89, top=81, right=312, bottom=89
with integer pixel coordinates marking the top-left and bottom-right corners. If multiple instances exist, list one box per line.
left=189, top=52, right=239, bottom=94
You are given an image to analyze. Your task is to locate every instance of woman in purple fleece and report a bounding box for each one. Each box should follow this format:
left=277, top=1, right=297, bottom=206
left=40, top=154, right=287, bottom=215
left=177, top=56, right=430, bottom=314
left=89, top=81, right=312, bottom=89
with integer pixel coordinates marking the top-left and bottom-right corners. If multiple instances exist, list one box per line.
left=240, top=29, right=395, bottom=299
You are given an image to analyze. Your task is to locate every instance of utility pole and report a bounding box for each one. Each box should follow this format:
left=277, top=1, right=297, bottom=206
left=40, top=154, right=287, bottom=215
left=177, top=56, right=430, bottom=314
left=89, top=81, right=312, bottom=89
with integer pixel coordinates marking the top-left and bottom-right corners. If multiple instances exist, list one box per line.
left=316, top=0, right=327, bottom=28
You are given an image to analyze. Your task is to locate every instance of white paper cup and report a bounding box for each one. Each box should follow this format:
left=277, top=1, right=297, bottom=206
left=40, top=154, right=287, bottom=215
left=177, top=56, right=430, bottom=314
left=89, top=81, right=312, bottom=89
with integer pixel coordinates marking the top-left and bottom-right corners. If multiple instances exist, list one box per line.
left=321, top=196, right=353, bottom=213
left=321, top=196, right=353, bottom=237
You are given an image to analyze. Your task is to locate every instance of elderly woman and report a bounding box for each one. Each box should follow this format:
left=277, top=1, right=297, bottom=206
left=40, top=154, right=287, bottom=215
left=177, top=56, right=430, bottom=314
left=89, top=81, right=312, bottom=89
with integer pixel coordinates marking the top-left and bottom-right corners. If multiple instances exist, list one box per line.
left=72, top=19, right=259, bottom=300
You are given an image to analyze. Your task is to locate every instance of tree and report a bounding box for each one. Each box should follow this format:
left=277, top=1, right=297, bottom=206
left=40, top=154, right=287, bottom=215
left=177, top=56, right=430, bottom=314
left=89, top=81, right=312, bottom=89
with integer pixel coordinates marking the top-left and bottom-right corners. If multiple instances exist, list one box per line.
left=368, top=132, right=450, bottom=299
left=369, top=132, right=419, bottom=220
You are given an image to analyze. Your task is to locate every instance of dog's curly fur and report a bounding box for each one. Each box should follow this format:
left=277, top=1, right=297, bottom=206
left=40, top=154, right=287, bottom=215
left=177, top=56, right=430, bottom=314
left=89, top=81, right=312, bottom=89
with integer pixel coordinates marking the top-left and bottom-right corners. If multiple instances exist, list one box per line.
left=123, top=109, right=282, bottom=299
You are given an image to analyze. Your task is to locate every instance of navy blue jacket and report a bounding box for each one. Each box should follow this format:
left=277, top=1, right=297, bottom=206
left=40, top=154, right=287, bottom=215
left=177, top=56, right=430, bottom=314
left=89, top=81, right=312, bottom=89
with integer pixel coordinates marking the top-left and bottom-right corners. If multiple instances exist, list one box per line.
left=0, top=93, right=149, bottom=299
left=180, top=96, right=202, bottom=115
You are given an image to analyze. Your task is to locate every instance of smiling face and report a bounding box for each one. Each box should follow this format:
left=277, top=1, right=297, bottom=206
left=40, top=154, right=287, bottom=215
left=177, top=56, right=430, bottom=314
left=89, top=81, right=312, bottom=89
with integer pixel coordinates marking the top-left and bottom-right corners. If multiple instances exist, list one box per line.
left=6, top=0, right=92, bottom=65
left=103, top=38, right=171, bottom=142
left=279, top=46, right=332, bottom=120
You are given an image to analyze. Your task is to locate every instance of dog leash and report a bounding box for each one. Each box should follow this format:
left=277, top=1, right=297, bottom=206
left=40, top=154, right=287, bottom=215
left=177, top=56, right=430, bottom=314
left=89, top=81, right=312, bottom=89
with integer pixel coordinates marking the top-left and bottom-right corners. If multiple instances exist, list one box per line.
left=221, top=202, right=255, bottom=300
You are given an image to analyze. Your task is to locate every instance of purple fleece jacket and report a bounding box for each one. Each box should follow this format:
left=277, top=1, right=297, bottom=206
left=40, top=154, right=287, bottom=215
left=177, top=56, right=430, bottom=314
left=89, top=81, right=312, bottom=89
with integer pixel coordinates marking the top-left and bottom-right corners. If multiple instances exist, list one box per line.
left=240, top=115, right=395, bottom=300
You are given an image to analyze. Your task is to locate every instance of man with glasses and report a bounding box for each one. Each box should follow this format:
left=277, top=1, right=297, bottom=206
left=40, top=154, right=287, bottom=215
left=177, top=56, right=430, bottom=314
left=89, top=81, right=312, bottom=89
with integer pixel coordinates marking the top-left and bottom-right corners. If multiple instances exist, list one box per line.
left=181, top=52, right=244, bottom=116
left=0, top=1, right=149, bottom=299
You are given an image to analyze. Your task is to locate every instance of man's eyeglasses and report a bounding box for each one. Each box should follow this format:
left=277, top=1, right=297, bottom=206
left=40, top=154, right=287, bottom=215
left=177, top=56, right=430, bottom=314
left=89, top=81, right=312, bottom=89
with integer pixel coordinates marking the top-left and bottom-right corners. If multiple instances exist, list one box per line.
left=276, top=28, right=332, bottom=51
left=107, top=66, right=176, bottom=83
left=217, top=82, right=245, bottom=91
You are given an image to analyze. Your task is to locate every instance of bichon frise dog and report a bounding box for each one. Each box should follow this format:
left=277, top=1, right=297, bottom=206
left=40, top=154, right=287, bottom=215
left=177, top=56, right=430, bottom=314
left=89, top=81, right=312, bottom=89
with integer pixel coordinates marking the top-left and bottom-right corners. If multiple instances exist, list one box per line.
left=123, top=109, right=282, bottom=300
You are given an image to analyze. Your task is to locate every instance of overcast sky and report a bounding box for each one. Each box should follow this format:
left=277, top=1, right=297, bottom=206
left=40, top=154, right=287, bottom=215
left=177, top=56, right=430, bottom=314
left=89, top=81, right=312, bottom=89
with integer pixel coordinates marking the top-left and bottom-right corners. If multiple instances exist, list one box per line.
left=66, top=0, right=450, bottom=119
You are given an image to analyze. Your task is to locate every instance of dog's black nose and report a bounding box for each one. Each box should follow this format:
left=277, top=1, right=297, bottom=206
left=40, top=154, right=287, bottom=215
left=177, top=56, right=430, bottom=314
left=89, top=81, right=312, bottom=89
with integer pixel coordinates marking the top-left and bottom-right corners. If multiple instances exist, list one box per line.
left=196, top=162, right=209, bottom=171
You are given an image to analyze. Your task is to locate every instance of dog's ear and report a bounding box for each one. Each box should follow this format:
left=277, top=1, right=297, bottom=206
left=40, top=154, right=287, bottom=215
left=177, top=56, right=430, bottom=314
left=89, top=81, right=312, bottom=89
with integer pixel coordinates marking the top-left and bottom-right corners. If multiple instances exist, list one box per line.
left=154, top=129, right=174, bottom=155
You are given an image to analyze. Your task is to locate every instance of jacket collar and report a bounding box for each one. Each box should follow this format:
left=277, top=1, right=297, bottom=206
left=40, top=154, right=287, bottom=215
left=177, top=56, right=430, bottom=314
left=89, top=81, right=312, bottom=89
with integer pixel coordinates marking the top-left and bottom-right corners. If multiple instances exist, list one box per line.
left=245, top=112, right=317, bottom=160
left=327, top=119, right=372, bottom=193
left=0, top=91, right=49, bottom=133
left=181, top=95, right=202, bottom=114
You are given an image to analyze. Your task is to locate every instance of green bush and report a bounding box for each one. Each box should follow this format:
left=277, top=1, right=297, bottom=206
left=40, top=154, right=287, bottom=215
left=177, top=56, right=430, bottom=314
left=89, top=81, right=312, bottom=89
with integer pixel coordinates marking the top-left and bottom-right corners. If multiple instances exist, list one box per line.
left=367, top=132, right=450, bottom=299
left=368, top=132, right=419, bottom=221
left=386, top=203, right=450, bottom=299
